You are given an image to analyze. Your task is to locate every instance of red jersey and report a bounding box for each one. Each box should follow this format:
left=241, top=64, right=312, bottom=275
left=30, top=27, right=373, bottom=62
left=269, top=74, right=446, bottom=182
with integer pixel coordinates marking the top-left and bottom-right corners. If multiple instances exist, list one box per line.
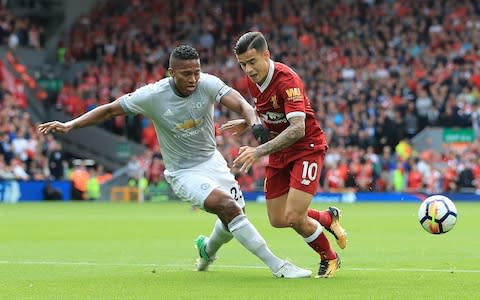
left=247, top=62, right=327, bottom=162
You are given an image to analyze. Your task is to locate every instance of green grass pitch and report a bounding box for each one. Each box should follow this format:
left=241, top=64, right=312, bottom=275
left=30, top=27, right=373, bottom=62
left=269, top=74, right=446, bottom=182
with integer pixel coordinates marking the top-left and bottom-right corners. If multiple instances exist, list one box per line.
left=0, top=201, right=479, bottom=299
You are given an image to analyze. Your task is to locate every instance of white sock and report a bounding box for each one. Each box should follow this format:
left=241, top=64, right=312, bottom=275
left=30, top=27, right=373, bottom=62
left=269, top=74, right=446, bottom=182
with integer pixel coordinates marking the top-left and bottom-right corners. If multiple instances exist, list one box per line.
left=303, top=219, right=323, bottom=243
left=205, top=219, right=234, bottom=257
left=228, top=214, right=284, bottom=272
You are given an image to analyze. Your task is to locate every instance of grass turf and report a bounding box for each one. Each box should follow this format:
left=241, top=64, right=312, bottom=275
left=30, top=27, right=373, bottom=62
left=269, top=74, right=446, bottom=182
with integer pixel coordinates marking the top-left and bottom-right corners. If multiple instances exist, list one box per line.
left=0, top=201, right=479, bottom=299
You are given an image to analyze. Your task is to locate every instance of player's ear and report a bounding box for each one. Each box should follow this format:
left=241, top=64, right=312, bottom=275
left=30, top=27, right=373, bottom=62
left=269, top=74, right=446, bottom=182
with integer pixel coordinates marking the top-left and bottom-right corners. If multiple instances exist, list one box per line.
left=168, top=67, right=175, bottom=77
left=263, top=49, right=270, bottom=60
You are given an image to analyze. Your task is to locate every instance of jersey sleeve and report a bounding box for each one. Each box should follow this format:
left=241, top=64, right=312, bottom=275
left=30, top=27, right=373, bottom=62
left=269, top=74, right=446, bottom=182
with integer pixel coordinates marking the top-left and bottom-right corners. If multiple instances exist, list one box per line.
left=201, top=73, right=232, bottom=103
left=119, top=84, right=154, bottom=116
left=277, top=74, right=307, bottom=120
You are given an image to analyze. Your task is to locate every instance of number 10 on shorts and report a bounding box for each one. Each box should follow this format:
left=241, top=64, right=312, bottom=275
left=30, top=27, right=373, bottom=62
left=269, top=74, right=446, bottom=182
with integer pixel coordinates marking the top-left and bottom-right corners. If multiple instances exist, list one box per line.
left=301, top=161, right=318, bottom=185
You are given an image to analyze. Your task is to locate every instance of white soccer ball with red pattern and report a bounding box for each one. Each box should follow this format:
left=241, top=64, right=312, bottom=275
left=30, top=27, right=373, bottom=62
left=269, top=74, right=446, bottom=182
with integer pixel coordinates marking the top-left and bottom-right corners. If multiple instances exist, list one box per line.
left=418, top=195, right=457, bottom=234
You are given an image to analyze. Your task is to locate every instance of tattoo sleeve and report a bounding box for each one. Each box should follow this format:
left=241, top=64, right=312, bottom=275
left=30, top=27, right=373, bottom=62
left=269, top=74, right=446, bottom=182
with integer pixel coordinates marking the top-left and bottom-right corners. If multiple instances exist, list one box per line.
left=256, top=116, right=305, bottom=157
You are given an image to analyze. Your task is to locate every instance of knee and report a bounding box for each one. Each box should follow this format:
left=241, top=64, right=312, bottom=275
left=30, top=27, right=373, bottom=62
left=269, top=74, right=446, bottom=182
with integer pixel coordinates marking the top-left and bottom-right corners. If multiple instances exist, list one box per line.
left=285, top=210, right=304, bottom=227
left=216, top=198, right=242, bottom=223
left=204, top=190, right=243, bottom=222
left=268, top=215, right=287, bottom=228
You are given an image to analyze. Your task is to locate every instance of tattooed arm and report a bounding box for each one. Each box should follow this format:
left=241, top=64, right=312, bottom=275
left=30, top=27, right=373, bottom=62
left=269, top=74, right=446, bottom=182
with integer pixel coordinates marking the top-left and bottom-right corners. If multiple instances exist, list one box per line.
left=233, top=115, right=305, bottom=172
left=255, top=116, right=305, bottom=157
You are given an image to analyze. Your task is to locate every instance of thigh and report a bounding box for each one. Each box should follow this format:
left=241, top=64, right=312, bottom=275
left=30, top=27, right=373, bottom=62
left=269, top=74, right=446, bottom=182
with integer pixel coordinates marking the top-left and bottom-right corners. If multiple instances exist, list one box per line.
left=208, top=151, right=245, bottom=208
left=265, top=165, right=291, bottom=199
left=266, top=193, right=288, bottom=226
left=265, top=164, right=290, bottom=226
left=164, top=151, right=245, bottom=209
left=285, top=187, right=313, bottom=217
left=212, top=162, right=245, bottom=208
left=164, top=170, right=216, bottom=209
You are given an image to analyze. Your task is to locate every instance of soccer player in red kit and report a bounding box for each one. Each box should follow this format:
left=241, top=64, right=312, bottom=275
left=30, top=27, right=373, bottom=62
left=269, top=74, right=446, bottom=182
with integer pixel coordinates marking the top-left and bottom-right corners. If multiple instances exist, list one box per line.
left=222, top=32, right=347, bottom=278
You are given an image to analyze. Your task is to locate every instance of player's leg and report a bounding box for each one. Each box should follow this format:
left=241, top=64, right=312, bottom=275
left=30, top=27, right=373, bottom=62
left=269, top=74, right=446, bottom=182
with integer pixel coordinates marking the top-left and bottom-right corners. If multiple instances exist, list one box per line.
left=195, top=218, right=233, bottom=271
left=204, top=188, right=311, bottom=278
left=193, top=151, right=243, bottom=270
left=286, top=188, right=339, bottom=278
left=308, top=206, right=347, bottom=249
left=288, top=154, right=341, bottom=278
left=264, top=166, right=291, bottom=228
left=265, top=165, right=339, bottom=277
left=209, top=153, right=310, bottom=277
left=165, top=165, right=232, bottom=271
left=265, top=194, right=289, bottom=227
left=264, top=166, right=318, bottom=235
left=167, top=151, right=310, bottom=277
left=305, top=150, right=347, bottom=248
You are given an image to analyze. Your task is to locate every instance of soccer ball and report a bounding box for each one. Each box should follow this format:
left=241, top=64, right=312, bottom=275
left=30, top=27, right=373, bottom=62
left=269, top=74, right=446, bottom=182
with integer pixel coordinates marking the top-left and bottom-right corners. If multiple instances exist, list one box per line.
left=418, top=195, right=457, bottom=234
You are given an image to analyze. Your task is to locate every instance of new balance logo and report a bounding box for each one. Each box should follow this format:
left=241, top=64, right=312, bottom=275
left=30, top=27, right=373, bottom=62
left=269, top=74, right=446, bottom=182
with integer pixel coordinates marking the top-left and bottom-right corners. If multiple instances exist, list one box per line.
left=301, top=179, right=311, bottom=185
left=164, top=109, right=174, bottom=116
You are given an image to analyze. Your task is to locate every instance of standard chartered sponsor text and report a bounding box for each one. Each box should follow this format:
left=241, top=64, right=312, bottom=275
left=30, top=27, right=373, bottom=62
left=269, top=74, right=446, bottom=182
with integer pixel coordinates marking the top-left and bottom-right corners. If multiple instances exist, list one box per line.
left=173, top=127, right=205, bottom=138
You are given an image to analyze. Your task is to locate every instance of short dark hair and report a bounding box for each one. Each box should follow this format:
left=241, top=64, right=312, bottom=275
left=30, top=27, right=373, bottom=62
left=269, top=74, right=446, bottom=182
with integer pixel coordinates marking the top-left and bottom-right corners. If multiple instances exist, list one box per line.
left=169, top=45, right=199, bottom=67
left=234, top=32, right=267, bottom=55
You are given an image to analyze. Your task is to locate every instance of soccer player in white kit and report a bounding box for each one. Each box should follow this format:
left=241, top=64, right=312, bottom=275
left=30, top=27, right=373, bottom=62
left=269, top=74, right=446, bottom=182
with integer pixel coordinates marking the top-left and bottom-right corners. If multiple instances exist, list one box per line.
left=37, top=45, right=311, bottom=278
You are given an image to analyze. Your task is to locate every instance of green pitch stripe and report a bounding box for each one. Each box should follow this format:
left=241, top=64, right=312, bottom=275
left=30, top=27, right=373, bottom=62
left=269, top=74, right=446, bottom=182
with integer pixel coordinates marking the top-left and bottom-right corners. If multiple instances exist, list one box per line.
left=1, top=260, right=479, bottom=273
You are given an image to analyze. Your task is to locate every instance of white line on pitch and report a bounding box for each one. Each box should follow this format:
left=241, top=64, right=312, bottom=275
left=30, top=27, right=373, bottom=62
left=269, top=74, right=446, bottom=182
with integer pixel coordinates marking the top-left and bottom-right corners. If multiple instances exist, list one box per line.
left=0, top=260, right=479, bottom=273
left=0, top=260, right=158, bottom=267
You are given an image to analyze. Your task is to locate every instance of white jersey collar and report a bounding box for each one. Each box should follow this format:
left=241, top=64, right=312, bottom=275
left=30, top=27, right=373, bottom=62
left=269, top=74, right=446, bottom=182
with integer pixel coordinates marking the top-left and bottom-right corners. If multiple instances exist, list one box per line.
left=257, top=59, right=275, bottom=93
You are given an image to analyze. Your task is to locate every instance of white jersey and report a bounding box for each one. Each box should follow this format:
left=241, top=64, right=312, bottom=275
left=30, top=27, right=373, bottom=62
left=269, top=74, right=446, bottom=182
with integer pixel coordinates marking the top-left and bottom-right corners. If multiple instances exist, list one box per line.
left=119, top=73, right=231, bottom=171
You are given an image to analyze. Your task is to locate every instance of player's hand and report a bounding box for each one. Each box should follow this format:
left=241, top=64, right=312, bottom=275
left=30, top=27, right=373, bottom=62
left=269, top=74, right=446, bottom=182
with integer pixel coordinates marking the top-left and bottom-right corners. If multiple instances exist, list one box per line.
left=233, top=146, right=259, bottom=173
left=38, top=121, right=73, bottom=135
left=251, top=124, right=270, bottom=144
left=220, top=119, right=249, bottom=135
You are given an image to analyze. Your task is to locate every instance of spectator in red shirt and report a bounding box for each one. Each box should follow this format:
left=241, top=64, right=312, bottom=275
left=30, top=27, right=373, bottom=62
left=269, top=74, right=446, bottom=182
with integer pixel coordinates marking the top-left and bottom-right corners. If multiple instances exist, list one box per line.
left=407, top=163, right=423, bottom=192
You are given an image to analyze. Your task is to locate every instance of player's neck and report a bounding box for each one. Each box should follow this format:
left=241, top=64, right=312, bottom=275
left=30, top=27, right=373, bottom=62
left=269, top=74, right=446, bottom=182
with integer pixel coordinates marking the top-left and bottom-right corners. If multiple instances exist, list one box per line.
left=257, top=76, right=267, bottom=86
left=169, top=78, right=191, bottom=98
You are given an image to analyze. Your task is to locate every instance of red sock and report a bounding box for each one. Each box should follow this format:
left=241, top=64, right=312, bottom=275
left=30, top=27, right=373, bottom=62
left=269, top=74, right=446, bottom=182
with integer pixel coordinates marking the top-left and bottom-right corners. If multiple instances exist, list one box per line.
left=307, top=232, right=336, bottom=260
left=308, top=208, right=332, bottom=228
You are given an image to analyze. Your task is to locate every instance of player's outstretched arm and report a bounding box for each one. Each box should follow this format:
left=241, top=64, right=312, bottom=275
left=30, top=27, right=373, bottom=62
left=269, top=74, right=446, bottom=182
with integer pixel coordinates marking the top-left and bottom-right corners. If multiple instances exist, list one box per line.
left=220, top=89, right=269, bottom=143
left=38, top=99, right=126, bottom=135
left=220, top=119, right=249, bottom=135
left=219, top=89, right=261, bottom=127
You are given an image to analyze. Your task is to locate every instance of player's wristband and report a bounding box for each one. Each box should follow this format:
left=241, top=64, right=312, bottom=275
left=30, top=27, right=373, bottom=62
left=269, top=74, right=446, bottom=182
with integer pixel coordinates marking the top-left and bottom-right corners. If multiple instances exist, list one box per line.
left=251, top=124, right=270, bottom=144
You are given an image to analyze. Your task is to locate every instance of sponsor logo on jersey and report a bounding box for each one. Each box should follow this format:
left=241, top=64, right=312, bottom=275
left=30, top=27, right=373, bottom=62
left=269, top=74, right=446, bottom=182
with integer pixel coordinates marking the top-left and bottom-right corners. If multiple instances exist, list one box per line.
left=175, top=118, right=204, bottom=130
left=192, top=102, right=206, bottom=110
left=260, top=112, right=288, bottom=124
left=265, top=111, right=284, bottom=121
left=285, top=87, right=303, bottom=102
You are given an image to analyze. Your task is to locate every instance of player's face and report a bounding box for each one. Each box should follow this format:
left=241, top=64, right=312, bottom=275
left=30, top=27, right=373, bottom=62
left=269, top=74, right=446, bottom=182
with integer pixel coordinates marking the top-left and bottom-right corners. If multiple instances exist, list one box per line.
left=236, top=48, right=270, bottom=85
left=169, top=59, right=201, bottom=96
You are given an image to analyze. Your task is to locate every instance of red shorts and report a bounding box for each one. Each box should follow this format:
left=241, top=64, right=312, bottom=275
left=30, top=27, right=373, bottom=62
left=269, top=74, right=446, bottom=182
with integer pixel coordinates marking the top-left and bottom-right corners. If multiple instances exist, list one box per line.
left=265, top=150, right=325, bottom=199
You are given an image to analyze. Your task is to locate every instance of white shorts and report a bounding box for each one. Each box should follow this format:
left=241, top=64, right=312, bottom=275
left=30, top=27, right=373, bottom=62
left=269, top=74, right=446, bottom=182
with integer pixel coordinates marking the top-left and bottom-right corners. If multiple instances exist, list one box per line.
left=164, top=150, right=245, bottom=209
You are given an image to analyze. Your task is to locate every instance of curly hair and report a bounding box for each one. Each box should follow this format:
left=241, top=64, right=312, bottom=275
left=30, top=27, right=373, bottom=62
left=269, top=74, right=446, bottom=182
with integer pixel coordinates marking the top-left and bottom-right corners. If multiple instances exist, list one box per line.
left=169, top=45, right=199, bottom=67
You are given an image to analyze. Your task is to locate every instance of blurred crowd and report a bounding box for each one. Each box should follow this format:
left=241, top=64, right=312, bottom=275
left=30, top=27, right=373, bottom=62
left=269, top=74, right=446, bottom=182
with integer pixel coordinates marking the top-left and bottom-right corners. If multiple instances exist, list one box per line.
left=0, top=3, right=45, bottom=49
left=0, top=84, right=61, bottom=181
left=2, top=0, right=480, bottom=194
